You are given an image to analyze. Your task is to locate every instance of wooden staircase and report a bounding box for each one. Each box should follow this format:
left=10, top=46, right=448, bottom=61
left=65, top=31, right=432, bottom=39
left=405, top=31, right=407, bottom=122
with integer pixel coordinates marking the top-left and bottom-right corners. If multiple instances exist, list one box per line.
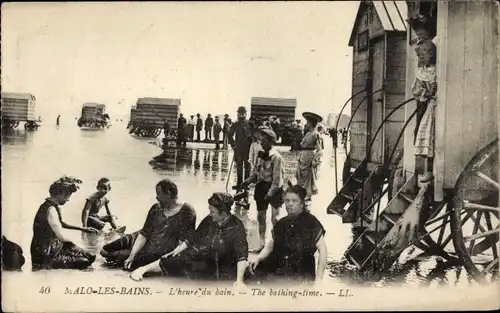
left=327, top=159, right=385, bottom=224
left=343, top=174, right=434, bottom=271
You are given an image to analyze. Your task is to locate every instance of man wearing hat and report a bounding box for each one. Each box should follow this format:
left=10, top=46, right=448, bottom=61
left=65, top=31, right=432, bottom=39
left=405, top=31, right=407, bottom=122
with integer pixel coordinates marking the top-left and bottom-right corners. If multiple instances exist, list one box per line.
left=204, top=113, right=214, bottom=142
left=290, top=119, right=304, bottom=151
left=241, top=127, right=285, bottom=251
left=228, top=106, right=252, bottom=190
left=195, top=113, right=203, bottom=142
left=177, top=113, right=188, bottom=148
left=296, top=112, right=324, bottom=202
left=187, top=115, right=195, bottom=141
left=222, top=114, right=231, bottom=149
left=213, top=116, right=222, bottom=150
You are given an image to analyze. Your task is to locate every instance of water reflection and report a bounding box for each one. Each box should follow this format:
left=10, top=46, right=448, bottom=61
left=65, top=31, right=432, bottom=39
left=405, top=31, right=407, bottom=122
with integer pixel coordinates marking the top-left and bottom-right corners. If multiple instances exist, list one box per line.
left=149, top=148, right=196, bottom=174
left=203, top=150, right=210, bottom=178
left=212, top=152, right=219, bottom=182
left=2, top=128, right=31, bottom=145
left=150, top=148, right=237, bottom=184
left=176, top=148, right=193, bottom=173
left=193, top=150, right=201, bottom=177
left=3, top=123, right=483, bottom=289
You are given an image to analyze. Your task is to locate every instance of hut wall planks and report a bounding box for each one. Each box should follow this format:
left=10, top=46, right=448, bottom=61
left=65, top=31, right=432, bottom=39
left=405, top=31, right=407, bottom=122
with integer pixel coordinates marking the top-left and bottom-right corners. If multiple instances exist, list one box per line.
left=1, top=93, right=36, bottom=121
left=434, top=1, right=499, bottom=191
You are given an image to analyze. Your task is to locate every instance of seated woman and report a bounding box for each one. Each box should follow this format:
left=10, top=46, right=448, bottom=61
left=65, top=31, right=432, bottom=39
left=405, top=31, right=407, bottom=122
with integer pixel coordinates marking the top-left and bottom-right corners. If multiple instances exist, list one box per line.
left=248, top=184, right=327, bottom=284
left=2, top=236, right=25, bottom=270
left=130, top=192, right=248, bottom=286
left=31, top=176, right=98, bottom=270
left=100, top=179, right=196, bottom=271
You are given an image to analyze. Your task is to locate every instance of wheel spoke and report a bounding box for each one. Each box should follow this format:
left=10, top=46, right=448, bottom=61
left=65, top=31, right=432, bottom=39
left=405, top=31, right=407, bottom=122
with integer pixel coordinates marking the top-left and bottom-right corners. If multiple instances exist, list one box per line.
left=425, top=210, right=451, bottom=226
left=423, top=211, right=468, bottom=239
left=474, top=171, right=500, bottom=190
left=468, top=212, right=482, bottom=254
left=463, top=201, right=500, bottom=214
left=464, top=227, right=500, bottom=243
left=483, top=258, right=499, bottom=274
left=437, top=213, right=450, bottom=245
left=441, top=233, right=452, bottom=249
left=461, top=210, right=474, bottom=226
left=484, top=212, right=499, bottom=259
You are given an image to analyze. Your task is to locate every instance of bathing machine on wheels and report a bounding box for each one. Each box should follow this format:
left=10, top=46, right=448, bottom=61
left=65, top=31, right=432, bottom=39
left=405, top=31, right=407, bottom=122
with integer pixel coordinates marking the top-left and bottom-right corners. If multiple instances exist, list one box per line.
left=77, top=103, right=110, bottom=129
left=327, top=0, right=499, bottom=283
left=1, top=92, right=39, bottom=131
left=250, top=96, right=297, bottom=145
left=127, top=97, right=180, bottom=138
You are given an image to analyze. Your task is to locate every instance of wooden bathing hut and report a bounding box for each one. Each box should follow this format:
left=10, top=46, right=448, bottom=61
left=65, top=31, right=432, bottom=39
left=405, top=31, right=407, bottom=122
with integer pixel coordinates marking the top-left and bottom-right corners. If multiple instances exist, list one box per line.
left=329, top=0, right=408, bottom=223
left=127, top=97, right=181, bottom=138
left=1, top=92, right=39, bottom=130
left=347, top=0, right=408, bottom=171
left=250, top=96, right=297, bottom=144
left=328, top=0, right=499, bottom=283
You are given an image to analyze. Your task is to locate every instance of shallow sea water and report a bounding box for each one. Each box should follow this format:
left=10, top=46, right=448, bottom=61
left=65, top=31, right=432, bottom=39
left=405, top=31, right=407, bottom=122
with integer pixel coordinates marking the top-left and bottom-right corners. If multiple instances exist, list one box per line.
left=1, top=121, right=490, bottom=303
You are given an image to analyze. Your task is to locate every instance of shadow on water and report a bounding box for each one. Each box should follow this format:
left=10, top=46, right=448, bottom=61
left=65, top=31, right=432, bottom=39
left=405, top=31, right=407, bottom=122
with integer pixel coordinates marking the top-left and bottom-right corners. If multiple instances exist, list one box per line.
left=326, top=251, right=466, bottom=287
left=1, top=128, right=33, bottom=145
left=149, top=147, right=233, bottom=183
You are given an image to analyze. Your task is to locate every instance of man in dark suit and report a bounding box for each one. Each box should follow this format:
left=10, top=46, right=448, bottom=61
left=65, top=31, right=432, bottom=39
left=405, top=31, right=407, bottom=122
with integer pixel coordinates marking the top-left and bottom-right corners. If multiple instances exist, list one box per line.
left=195, top=113, right=203, bottom=142
left=228, top=106, right=252, bottom=190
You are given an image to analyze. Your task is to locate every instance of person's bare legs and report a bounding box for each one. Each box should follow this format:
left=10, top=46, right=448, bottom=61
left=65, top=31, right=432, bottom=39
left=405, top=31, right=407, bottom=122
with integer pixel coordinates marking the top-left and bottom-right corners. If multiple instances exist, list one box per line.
left=87, top=216, right=105, bottom=230
left=257, top=208, right=267, bottom=250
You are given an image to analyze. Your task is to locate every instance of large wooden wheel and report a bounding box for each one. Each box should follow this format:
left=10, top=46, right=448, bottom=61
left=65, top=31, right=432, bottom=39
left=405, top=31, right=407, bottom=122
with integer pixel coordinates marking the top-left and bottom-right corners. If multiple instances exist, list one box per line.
left=414, top=199, right=460, bottom=262
left=450, top=139, right=499, bottom=283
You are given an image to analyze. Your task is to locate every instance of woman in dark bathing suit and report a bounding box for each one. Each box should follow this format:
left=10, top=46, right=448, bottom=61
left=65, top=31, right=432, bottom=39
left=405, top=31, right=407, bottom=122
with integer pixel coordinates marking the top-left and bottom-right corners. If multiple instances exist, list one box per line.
left=129, top=192, right=248, bottom=287
left=100, top=179, right=196, bottom=271
left=30, top=176, right=97, bottom=270
left=248, top=184, right=328, bottom=285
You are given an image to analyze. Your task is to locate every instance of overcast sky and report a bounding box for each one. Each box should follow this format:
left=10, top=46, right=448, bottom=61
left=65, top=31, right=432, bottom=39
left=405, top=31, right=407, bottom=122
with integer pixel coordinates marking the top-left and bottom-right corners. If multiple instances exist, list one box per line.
left=2, top=2, right=358, bottom=121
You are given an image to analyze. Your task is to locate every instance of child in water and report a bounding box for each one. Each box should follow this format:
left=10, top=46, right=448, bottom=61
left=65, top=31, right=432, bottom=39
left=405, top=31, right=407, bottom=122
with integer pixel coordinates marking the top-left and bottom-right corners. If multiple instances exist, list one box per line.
left=81, top=178, right=125, bottom=233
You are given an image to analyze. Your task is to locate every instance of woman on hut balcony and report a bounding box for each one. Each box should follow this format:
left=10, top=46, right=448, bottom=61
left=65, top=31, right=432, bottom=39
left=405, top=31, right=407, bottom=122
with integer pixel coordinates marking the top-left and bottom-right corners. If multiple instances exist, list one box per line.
left=409, top=14, right=438, bottom=183
left=296, top=112, right=324, bottom=201
left=100, top=179, right=196, bottom=271
left=31, top=176, right=97, bottom=270
left=130, top=192, right=248, bottom=287
left=247, top=184, right=327, bottom=284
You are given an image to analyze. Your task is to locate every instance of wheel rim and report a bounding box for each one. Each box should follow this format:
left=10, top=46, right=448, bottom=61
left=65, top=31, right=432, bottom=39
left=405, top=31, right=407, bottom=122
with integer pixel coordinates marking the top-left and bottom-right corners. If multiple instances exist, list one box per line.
left=450, top=139, right=499, bottom=283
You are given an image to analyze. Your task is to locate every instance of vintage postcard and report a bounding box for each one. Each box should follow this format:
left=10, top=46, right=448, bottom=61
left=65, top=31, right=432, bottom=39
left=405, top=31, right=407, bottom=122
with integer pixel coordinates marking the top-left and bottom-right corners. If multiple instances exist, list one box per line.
left=1, top=1, right=499, bottom=312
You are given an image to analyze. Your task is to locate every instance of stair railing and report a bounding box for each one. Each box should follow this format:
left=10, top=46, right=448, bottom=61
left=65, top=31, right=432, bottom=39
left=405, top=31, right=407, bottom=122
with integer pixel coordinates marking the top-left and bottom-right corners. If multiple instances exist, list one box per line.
left=333, top=87, right=384, bottom=194
left=354, top=106, right=420, bottom=224
left=384, top=106, right=420, bottom=176
left=332, top=88, right=367, bottom=194
left=359, top=98, right=415, bottom=231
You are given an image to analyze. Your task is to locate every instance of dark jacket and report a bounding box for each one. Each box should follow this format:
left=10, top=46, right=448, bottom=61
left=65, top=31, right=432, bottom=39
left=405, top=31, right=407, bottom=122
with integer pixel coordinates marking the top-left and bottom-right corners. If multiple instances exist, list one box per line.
left=205, top=117, right=214, bottom=130
left=228, top=119, right=252, bottom=159
left=213, top=122, right=222, bottom=137
left=196, top=118, right=203, bottom=131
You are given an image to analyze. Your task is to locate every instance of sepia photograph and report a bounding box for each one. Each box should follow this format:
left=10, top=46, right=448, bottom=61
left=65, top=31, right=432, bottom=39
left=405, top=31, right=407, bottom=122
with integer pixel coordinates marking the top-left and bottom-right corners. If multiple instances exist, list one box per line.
left=1, top=1, right=499, bottom=311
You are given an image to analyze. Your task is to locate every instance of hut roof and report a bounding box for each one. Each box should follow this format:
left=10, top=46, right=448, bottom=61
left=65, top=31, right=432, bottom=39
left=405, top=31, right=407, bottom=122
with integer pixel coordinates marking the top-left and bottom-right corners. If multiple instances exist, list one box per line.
left=137, top=97, right=181, bottom=106
left=83, top=102, right=102, bottom=108
left=251, top=97, right=297, bottom=108
left=1, top=92, right=36, bottom=101
left=348, top=1, right=407, bottom=47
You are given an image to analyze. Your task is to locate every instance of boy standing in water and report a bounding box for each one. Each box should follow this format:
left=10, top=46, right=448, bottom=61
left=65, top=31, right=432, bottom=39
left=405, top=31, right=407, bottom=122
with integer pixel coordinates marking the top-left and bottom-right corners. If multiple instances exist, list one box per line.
left=213, top=116, right=222, bottom=150
left=241, top=128, right=285, bottom=251
left=82, top=178, right=125, bottom=233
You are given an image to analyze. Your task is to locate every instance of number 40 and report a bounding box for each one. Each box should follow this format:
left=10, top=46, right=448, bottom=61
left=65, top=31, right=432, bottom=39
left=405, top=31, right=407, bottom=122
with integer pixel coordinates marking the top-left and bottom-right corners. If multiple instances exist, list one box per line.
left=39, top=286, right=51, bottom=294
